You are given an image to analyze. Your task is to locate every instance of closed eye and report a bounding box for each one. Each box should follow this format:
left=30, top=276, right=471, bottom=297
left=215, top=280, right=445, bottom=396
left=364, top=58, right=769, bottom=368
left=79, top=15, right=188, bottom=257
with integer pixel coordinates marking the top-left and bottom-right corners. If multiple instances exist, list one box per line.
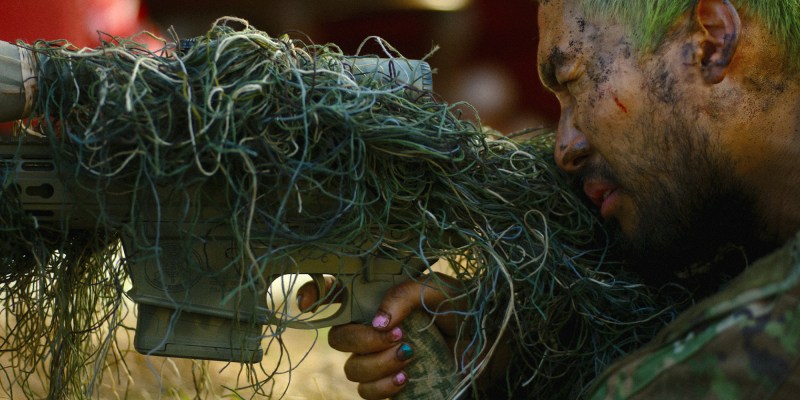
left=538, top=61, right=560, bottom=91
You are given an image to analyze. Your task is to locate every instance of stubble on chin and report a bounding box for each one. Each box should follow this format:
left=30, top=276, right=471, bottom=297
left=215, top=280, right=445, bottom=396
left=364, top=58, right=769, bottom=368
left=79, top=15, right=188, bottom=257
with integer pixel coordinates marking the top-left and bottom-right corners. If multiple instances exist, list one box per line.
left=613, top=154, right=774, bottom=294
left=591, top=118, right=776, bottom=292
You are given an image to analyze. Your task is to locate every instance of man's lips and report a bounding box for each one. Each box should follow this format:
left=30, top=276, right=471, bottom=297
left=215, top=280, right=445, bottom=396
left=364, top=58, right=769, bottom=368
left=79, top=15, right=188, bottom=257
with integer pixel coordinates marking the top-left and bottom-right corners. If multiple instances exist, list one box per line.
left=583, top=180, right=620, bottom=219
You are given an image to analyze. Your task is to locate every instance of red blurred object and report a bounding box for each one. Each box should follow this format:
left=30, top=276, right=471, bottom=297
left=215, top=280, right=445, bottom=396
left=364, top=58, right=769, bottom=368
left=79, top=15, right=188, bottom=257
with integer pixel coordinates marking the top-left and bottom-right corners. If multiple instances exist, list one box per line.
left=2, top=0, right=93, bottom=45
left=0, top=0, right=154, bottom=133
left=1, top=0, right=152, bottom=46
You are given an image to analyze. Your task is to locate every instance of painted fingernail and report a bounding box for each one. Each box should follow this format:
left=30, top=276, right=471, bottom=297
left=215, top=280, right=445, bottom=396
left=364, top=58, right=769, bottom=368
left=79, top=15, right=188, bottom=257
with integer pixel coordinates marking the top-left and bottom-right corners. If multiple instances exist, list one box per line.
left=393, top=371, right=408, bottom=386
left=396, top=343, right=414, bottom=361
left=389, top=327, right=403, bottom=342
left=372, top=312, right=390, bottom=329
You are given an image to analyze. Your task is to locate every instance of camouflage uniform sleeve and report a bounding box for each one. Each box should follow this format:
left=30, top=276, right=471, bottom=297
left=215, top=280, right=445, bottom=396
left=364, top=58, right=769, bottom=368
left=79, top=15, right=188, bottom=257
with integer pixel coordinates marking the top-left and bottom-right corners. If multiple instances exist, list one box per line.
left=588, top=233, right=800, bottom=400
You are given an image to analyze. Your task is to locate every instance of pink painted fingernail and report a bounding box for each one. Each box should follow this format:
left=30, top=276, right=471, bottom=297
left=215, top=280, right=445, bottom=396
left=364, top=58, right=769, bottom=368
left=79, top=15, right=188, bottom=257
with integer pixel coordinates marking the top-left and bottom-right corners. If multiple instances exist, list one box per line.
left=372, top=312, right=390, bottom=329
left=393, top=371, right=408, bottom=386
left=389, top=327, right=403, bottom=341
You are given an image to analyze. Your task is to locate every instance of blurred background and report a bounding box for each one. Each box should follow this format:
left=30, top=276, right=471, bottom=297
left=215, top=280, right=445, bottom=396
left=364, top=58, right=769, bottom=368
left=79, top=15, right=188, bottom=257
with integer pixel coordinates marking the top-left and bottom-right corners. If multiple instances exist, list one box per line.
left=0, top=0, right=558, bottom=398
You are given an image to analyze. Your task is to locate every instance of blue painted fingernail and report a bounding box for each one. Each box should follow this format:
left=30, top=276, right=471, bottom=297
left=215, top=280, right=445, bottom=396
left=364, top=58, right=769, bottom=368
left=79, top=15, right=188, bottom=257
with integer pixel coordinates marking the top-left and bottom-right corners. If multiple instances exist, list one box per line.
left=396, top=343, right=414, bottom=361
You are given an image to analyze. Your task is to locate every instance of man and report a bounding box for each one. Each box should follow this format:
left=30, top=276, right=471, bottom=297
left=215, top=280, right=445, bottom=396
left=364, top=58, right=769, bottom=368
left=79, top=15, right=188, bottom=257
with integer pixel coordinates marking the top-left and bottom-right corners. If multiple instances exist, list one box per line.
left=326, top=0, right=800, bottom=398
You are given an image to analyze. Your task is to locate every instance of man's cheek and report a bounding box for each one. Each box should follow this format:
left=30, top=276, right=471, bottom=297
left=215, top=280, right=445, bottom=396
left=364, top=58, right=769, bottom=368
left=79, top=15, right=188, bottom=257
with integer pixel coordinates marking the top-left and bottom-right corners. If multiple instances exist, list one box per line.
left=596, top=84, right=635, bottom=116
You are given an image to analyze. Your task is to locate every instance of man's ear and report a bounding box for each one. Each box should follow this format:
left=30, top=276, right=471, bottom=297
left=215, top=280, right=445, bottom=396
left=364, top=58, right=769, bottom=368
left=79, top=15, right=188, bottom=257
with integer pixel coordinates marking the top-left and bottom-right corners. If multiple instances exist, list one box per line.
left=694, top=0, right=741, bottom=84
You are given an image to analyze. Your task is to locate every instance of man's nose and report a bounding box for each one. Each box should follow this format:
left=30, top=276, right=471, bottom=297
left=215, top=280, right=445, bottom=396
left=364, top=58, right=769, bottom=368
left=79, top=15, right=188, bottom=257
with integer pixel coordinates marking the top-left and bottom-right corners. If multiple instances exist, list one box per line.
left=554, top=112, right=592, bottom=173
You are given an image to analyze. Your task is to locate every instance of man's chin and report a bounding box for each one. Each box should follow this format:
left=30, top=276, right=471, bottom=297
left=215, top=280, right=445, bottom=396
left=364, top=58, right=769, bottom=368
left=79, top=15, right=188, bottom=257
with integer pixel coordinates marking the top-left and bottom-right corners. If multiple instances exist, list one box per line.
left=610, top=216, right=778, bottom=298
left=607, top=221, right=686, bottom=284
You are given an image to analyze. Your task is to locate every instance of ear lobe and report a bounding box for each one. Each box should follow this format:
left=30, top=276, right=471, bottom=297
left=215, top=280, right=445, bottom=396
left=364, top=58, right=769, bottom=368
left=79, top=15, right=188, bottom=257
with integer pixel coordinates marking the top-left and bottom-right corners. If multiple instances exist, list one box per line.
left=695, top=0, right=741, bottom=84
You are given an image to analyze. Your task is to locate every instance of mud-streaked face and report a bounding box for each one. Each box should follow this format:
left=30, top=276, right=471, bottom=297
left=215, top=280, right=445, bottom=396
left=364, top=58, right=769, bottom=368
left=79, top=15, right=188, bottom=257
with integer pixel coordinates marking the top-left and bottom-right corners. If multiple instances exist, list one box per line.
left=537, top=0, right=763, bottom=274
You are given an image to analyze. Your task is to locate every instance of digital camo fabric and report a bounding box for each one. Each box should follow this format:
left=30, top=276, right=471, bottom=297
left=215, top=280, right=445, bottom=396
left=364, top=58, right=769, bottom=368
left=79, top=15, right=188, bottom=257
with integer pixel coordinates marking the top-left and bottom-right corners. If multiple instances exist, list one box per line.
left=589, top=232, right=800, bottom=399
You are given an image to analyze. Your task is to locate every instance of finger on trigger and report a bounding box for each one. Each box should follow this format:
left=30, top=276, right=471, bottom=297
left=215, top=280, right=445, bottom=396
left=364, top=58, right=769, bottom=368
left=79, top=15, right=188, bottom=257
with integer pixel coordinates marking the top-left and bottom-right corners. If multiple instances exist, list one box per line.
left=296, top=275, right=342, bottom=312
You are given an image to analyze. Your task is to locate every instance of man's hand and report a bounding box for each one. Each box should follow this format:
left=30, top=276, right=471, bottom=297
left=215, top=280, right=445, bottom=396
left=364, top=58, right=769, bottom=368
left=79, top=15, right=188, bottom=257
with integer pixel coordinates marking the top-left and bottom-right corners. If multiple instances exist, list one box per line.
left=297, top=274, right=462, bottom=400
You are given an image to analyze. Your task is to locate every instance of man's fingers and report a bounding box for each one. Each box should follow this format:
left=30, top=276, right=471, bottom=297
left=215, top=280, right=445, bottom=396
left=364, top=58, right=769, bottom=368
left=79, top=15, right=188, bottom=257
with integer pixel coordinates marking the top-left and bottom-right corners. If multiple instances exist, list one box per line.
left=327, top=272, right=469, bottom=400
left=340, top=340, right=414, bottom=400
left=343, top=343, right=413, bottom=382
left=372, top=273, right=464, bottom=336
left=356, top=372, right=409, bottom=400
left=295, top=275, right=344, bottom=312
left=329, top=323, right=405, bottom=354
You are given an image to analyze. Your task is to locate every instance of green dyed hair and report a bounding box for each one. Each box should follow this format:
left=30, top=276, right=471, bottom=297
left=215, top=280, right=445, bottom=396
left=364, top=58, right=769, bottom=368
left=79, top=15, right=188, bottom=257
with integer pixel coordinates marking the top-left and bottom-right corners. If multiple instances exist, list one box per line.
left=576, top=0, right=800, bottom=70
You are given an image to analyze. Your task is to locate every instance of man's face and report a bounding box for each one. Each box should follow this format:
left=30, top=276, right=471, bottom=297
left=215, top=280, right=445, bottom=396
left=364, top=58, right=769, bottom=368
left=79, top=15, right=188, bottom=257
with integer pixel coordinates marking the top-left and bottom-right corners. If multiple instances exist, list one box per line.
left=537, top=0, right=763, bottom=277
